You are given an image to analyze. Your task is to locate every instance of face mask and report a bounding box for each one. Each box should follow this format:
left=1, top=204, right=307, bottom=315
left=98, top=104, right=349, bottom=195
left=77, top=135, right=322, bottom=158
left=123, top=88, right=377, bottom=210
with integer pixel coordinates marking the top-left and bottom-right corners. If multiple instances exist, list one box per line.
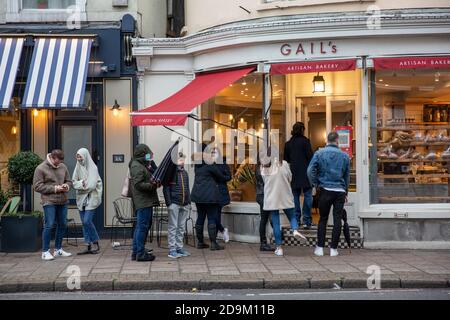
left=145, top=153, right=152, bottom=161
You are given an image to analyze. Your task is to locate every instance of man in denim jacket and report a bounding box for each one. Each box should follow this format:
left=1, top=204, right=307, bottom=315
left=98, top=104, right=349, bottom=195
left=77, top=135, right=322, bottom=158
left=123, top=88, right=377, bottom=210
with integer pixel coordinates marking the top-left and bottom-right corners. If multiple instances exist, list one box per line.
left=307, top=131, right=350, bottom=257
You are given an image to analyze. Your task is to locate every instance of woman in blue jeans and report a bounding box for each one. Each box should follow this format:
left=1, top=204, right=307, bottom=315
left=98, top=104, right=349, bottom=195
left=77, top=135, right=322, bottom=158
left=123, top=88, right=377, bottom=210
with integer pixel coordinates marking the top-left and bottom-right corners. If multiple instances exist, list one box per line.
left=72, top=148, right=103, bottom=255
left=260, top=149, right=306, bottom=256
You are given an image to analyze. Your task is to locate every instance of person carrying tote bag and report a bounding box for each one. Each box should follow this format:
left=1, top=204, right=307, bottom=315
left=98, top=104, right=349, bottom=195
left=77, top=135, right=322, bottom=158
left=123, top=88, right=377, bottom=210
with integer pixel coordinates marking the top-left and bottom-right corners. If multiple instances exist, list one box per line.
left=72, top=148, right=103, bottom=255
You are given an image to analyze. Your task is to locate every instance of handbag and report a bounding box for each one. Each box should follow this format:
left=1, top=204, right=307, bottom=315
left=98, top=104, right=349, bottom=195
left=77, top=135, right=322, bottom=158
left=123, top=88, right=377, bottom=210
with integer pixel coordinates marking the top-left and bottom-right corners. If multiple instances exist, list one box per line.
left=121, top=168, right=132, bottom=198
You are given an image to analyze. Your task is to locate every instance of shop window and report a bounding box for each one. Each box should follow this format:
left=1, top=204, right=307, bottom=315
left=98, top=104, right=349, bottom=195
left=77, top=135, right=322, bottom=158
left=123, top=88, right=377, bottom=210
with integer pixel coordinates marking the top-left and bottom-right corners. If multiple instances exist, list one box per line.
left=0, top=109, right=20, bottom=193
left=370, top=68, right=450, bottom=203
left=22, top=0, right=76, bottom=9
left=201, top=73, right=286, bottom=202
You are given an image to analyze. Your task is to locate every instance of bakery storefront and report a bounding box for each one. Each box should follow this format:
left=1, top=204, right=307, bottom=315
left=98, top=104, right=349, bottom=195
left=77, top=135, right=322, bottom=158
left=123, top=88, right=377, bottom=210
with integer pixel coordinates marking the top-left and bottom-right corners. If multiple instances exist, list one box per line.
left=132, top=11, right=450, bottom=248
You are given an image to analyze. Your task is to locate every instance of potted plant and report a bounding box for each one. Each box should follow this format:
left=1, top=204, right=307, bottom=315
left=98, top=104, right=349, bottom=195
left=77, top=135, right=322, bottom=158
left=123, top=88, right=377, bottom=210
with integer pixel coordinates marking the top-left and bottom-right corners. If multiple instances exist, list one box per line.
left=1, top=152, right=43, bottom=252
left=1, top=211, right=43, bottom=252
left=227, top=162, right=257, bottom=201
left=7, top=151, right=42, bottom=211
left=227, top=175, right=243, bottom=201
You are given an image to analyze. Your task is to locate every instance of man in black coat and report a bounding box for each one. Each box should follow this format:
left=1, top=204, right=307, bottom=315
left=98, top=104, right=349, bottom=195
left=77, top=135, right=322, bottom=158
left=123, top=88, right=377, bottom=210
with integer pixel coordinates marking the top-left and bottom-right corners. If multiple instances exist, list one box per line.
left=284, top=122, right=314, bottom=229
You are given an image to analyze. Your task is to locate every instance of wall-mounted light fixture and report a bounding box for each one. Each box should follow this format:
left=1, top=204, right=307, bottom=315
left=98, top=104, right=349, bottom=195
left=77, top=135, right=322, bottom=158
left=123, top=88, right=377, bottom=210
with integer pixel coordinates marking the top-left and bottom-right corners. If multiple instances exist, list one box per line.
left=33, top=109, right=39, bottom=117
left=11, top=125, right=17, bottom=135
left=312, top=73, right=325, bottom=93
left=111, top=100, right=121, bottom=117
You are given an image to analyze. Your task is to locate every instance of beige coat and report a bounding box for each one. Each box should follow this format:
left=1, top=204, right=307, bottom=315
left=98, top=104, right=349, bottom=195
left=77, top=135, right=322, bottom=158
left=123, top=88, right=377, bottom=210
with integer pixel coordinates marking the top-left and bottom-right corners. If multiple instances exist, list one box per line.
left=261, top=160, right=295, bottom=211
left=33, top=154, right=72, bottom=206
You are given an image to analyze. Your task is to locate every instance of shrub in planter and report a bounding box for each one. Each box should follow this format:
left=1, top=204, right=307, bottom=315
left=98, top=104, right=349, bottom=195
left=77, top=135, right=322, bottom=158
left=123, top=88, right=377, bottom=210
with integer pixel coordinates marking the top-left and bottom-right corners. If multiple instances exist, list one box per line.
left=7, top=151, right=42, bottom=210
left=1, top=211, right=43, bottom=253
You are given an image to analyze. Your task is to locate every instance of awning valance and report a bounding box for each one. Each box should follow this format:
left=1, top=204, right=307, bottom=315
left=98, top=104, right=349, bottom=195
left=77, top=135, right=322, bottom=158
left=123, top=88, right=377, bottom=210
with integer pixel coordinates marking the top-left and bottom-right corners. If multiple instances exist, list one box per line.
left=373, top=56, right=450, bottom=70
left=0, top=38, right=24, bottom=109
left=131, top=67, right=254, bottom=126
left=22, top=38, right=93, bottom=108
left=270, top=59, right=356, bottom=75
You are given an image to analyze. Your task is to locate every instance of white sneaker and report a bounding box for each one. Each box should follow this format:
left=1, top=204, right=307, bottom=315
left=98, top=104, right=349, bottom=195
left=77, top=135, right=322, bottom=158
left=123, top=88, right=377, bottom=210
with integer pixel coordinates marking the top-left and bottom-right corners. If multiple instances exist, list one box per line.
left=293, top=230, right=307, bottom=241
left=41, top=251, right=55, bottom=261
left=330, top=248, right=339, bottom=257
left=314, top=246, right=324, bottom=257
left=223, top=228, right=230, bottom=243
left=54, top=249, right=72, bottom=258
left=274, top=246, right=283, bottom=256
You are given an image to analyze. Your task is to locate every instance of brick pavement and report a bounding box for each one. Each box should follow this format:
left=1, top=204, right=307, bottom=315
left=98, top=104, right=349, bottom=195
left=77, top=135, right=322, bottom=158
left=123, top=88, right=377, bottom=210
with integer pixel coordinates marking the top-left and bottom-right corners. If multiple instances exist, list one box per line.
left=0, top=240, right=449, bottom=292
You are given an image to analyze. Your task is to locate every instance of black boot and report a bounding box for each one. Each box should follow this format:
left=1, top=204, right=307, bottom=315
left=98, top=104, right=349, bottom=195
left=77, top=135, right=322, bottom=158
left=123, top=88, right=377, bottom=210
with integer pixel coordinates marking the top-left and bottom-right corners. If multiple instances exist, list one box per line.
left=77, top=244, right=92, bottom=255
left=260, top=237, right=275, bottom=252
left=195, top=225, right=209, bottom=249
left=91, top=241, right=100, bottom=254
left=208, top=224, right=224, bottom=251
left=137, top=252, right=155, bottom=262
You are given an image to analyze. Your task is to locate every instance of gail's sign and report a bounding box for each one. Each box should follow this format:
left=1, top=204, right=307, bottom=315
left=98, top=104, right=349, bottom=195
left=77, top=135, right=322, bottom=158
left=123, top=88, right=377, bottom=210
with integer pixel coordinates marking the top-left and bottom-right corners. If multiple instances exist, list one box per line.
left=280, top=41, right=338, bottom=56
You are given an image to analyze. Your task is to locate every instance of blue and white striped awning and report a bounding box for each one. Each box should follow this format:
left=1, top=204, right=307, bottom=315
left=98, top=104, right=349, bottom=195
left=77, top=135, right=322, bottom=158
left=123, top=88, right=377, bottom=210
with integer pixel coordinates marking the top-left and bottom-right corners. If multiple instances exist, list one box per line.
left=0, top=38, right=24, bottom=109
left=23, top=38, right=93, bottom=109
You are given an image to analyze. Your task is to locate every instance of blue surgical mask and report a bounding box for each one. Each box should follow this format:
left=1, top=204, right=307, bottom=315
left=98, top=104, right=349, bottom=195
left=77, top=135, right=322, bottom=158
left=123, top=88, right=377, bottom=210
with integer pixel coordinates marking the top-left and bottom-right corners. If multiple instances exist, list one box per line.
left=145, top=153, right=152, bottom=161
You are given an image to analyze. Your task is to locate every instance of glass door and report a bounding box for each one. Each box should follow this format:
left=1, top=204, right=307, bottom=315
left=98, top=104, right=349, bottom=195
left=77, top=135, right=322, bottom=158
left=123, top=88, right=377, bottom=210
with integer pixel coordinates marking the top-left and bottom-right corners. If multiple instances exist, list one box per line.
left=55, top=121, right=98, bottom=204
left=297, top=95, right=359, bottom=226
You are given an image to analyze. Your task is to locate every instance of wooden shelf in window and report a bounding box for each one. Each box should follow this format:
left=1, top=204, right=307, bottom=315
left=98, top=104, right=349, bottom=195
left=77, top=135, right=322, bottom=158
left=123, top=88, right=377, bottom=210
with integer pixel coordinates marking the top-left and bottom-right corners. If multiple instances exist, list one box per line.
left=378, top=173, right=450, bottom=179
left=378, top=159, right=450, bottom=163
left=375, top=182, right=448, bottom=185
left=377, top=125, right=450, bottom=131
left=378, top=141, right=450, bottom=147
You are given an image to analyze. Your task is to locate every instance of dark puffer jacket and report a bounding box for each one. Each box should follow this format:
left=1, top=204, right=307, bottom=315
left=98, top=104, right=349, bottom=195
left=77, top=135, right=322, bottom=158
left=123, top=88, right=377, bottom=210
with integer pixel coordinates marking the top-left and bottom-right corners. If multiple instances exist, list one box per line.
left=129, top=144, right=159, bottom=210
left=191, top=160, right=230, bottom=205
left=163, top=166, right=190, bottom=207
left=216, top=162, right=231, bottom=207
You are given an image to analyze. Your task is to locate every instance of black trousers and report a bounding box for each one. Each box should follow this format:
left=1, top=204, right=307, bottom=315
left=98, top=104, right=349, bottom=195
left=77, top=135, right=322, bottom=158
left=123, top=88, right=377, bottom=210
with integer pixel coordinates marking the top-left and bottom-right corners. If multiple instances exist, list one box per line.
left=256, top=194, right=272, bottom=244
left=317, top=189, right=346, bottom=249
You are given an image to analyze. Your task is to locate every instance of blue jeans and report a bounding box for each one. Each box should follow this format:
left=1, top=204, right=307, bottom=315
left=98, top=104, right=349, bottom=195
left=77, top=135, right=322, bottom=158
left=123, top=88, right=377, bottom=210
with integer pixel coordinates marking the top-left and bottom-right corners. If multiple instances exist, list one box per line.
left=270, top=208, right=298, bottom=246
left=42, top=204, right=68, bottom=252
left=292, top=187, right=313, bottom=226
left=132, top=207, right=153, bottom=257
left=79, top=210, right=100, bottom=244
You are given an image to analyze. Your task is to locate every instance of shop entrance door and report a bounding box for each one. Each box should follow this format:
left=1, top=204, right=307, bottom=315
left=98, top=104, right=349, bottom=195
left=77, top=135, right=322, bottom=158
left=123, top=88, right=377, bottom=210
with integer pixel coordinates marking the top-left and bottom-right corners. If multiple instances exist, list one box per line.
left=296, top=95, right=359, bottom=227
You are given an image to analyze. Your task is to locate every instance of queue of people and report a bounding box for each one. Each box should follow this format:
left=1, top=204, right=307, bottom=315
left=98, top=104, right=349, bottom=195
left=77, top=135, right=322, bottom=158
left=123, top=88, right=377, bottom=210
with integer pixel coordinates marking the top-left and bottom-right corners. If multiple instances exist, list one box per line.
left=33, top=124, right=349, bottom=262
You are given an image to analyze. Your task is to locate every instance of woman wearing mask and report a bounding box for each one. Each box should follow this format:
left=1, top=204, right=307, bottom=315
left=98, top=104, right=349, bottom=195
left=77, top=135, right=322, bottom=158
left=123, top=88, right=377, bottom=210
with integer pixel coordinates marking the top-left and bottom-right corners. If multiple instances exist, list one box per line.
left=260, top=147, right=306, bottom=256
left=129, top=144, right=159, bottom=262
left=72, top=148, right=103, bottom=255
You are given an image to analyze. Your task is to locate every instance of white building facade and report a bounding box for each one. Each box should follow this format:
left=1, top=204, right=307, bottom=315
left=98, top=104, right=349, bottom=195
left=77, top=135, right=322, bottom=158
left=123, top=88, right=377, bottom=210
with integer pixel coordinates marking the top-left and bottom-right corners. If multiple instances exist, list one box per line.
left=133, top=4, right=450, bottom=249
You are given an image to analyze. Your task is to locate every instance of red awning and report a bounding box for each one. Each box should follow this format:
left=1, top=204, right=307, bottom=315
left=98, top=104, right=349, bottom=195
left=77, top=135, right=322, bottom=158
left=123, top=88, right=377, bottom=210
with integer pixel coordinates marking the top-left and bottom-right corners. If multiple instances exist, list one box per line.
left=373, top=56, right=450, bottom=70
left=131, top=67, right=255, bottom=126
left=270, top=59, right=356, bottom=75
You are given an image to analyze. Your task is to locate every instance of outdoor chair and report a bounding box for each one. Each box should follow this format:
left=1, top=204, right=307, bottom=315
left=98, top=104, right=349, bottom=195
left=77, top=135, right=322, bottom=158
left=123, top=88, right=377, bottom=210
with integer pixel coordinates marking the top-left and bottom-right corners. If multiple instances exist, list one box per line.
left=111, top=197, right=136, bottom=249
left=66, top=210, right=83, bottom=247
left=154, top=200, right=169, bottom=248
left=184, top=208, right=196, bottom=247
